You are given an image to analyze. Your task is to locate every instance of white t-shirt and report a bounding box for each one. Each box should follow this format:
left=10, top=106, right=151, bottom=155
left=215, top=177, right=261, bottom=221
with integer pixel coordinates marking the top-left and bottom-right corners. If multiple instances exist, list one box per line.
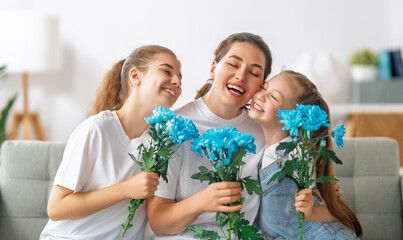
left=40, top=110, right=149, bottom=240
left=153, top=98, right=265, bottom=239
left=261, top=136, right=292, bottom=168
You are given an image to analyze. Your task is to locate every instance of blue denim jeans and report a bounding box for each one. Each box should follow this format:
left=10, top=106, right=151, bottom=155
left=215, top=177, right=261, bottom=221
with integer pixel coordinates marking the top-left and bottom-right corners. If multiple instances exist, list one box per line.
left=259, top=160, right=359, bottom=240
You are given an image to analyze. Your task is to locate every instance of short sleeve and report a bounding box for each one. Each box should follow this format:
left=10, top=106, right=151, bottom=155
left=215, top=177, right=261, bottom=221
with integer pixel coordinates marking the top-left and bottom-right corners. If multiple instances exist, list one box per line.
left=53, top=119, right=101, bottom=192
left=154, top=143, right=185, bottom=199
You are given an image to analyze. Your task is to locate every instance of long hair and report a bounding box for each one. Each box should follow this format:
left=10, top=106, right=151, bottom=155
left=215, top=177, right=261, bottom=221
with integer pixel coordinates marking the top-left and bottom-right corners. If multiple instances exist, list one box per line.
left=195, top=32, right=272, bottom=99
left=88, top=45, right=178, bottom=117
left=283, top=70, right=363, bottom=238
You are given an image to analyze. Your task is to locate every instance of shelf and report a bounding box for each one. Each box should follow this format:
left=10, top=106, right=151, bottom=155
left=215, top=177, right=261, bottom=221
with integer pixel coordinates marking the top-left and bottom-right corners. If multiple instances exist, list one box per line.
left=352, top=80, right=403, bottom=104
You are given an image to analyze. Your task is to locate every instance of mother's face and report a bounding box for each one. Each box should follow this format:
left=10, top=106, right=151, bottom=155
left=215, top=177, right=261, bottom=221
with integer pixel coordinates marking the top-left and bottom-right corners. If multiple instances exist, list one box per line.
left=209, top=41, right=266, bottom=110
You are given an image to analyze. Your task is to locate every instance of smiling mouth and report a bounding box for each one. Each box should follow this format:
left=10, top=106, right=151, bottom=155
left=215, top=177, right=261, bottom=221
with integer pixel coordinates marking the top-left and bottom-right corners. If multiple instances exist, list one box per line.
left=227, top=84, right=245, bottom=95
left=253, top=102, right=264, bottom=112
left=163, top=88, right=176, bottom=97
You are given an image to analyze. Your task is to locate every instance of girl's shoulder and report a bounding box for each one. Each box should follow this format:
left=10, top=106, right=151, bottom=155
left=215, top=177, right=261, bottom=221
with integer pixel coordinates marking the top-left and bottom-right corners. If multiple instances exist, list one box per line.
left=70, top=111, right=116, bottom=138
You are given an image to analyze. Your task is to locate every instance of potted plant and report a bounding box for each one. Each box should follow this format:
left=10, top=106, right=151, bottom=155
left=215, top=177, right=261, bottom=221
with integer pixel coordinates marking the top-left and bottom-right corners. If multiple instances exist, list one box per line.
left=350, top=49, right=378, bottom=82
left=0, top=65, right=17, bottom=148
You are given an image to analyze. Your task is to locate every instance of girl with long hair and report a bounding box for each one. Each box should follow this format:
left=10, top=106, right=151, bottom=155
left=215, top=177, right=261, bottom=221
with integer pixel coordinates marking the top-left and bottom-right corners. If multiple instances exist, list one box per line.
left=249, top=70, right=362, bottom=239
left=40, top=45, right=182, bottom=240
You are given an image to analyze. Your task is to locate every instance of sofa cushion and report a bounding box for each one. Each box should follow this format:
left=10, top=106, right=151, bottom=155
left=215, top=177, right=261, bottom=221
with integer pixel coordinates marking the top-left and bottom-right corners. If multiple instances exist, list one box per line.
left=334, top=137, right=402, bottom=240
left=0, top=140, right=66, bottom=240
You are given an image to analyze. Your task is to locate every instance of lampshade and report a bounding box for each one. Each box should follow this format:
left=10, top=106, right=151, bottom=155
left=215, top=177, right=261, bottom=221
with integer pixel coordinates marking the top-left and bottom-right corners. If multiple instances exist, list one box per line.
left=0, top=10, right=59, bottom=73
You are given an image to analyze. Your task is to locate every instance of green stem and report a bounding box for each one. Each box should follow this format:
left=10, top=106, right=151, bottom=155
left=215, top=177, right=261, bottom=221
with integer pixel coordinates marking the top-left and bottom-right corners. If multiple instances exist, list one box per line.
left=298, top=211, right=304, bottom=240
left=227, top=213, right=232, bottom=240
left=121, top=199, right=145, bottom=237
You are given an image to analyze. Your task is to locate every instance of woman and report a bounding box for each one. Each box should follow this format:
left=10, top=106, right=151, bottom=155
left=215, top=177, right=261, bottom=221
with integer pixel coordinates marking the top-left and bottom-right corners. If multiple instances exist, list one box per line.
left=147, top=32, right=272, bottom=239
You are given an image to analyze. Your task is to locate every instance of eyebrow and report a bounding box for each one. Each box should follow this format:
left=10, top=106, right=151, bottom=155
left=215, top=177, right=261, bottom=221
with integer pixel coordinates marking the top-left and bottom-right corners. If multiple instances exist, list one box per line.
left=228, top=55, right=264, bottom=71
left=160, top=63, right=182, bottom=79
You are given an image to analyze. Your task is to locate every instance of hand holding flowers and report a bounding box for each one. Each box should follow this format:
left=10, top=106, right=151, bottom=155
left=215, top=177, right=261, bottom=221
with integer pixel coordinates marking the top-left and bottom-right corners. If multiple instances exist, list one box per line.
left=121, top=107, right=199, bottom=237
left=268, top=104, right=345, bottom=240
left=186, top=126, right=263, bottom=240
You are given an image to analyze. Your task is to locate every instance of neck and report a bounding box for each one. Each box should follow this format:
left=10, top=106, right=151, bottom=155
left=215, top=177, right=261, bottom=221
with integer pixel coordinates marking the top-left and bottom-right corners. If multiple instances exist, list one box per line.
left=116, top=96, right=152, bottom=139
left=261, top=125, right=290, bottom=148
left=201, top=95, right=242, bottom=119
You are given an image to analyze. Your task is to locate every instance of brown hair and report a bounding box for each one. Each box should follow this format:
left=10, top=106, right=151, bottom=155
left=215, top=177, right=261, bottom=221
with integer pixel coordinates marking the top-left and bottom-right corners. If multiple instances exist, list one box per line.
left=195, top=32, right=272, bottom=99
left=282, top=70, right=363, bottom=238
left=88, top=45, right=178, bottom=117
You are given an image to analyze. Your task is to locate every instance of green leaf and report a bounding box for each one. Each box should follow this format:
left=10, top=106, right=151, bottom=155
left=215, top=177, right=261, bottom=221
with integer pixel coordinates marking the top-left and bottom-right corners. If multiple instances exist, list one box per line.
left=142, top=147, right=156, bottom=171
left=0, top=94, right=17, bottom=145
left=276, top=141, right=297, bottom=153
left=242, top=177, right=263, bottom=195
left=267, top=170, right=286, bottom=185
left=319, top=149, right=343, bottom=165
left=185, top=225, right=220, bottom=240
left=315, top=176, right=338, bottom=184
left=191, top=166, right=218, bottom=183
left=283, top=160, right=294, bottom=175
left=128, top=153, right=142, bottom=167
left=233, top=218, right=264, bottom=240
left=216, top=212, right=228, bottom=227
left=230, top=147, right=246, bottom=168
left=286, top=174, right=303, bottom=190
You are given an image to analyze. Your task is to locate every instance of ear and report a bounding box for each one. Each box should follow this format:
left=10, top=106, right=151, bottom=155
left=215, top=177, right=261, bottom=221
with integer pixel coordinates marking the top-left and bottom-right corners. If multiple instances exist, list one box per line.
left=209, top=61, right=217, bottom=80
left=128, top=67, right=141, bottom=87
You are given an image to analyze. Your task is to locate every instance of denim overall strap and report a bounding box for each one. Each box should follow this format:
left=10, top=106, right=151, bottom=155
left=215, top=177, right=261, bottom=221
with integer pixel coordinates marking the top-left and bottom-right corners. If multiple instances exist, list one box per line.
left=259, top=150, right=320, bottom=239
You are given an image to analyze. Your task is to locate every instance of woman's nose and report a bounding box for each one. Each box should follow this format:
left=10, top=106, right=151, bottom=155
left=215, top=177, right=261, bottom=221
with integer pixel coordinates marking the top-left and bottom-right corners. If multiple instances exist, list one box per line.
left=235, top=68, right=247, bottom=82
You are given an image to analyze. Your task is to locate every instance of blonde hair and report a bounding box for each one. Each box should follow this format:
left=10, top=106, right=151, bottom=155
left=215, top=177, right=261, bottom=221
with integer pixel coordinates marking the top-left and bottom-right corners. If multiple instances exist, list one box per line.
left=88, top=45, right=178, bottom=117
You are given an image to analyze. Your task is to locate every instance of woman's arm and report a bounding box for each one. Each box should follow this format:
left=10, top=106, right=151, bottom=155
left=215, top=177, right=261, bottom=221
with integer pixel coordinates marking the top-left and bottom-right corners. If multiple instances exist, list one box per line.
left=147, top=181, right=243, bottom=235
left=294, top=189, right=337, bottom=222
left=47, top=171, right=159, bottom=221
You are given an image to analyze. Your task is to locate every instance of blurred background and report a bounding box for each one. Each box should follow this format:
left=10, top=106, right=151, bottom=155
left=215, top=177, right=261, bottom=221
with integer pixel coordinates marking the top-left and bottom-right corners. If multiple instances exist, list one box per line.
left=0, top=0, right=402, bottom=164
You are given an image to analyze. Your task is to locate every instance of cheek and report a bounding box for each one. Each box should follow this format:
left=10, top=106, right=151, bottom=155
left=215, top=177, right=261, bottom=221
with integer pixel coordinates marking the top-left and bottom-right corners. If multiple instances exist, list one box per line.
left=248, top=79, right=263, bottom=95
left=265, top=102, right=280, bottom=118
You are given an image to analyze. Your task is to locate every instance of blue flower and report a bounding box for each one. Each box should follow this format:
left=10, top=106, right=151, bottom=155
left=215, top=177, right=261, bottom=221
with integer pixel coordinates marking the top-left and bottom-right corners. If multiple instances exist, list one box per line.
left=299, top=105, right=330, bottom=139
left=320, top=140, right=326, bottom=148
left=277, top=109, right=302, bottom=137
left=167, top=116, right=199, bottom=144
left=208, top=152, right=218, bottom=161
left=191, top=126, right=256, bottom=161
left=333, top=124, right=345, bottom=149
left=223, top=157, right=231, bottom=166
left=145, top=106, right=177, bottom=124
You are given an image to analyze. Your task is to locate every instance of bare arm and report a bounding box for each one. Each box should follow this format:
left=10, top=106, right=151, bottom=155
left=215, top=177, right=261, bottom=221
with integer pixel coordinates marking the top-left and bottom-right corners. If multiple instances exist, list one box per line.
left=47, top=172, right=159, bottom=221
left=147, top=181, right=243, bottom=235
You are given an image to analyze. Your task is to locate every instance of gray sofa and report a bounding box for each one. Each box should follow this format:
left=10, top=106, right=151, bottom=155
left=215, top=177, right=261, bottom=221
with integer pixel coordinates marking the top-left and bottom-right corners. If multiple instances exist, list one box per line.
left=0, top=138, right=402, bottom=240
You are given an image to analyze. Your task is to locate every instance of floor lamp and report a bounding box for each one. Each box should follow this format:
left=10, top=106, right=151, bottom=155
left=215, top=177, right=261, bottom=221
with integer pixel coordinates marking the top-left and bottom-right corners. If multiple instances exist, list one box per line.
left=0, top=10, right=59, bottom=140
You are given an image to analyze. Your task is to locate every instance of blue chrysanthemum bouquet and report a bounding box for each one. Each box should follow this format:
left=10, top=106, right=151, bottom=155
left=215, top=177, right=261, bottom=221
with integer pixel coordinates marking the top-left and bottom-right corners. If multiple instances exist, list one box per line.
left=121, top=107, right=199, bottom=237
left=268, top=104, right=345, bottom=240
left=186, top=126, right=263, bottom=240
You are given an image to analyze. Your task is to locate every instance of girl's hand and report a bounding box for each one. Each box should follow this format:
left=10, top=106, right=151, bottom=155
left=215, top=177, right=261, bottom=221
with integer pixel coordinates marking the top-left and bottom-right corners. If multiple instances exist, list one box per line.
left=123, top=171, right=160, bottom=199
left=330, top=168, right=342, bottom=198
left=196, top=181, right=243, bottom=213
left=295, top=189, right=314, bottom=221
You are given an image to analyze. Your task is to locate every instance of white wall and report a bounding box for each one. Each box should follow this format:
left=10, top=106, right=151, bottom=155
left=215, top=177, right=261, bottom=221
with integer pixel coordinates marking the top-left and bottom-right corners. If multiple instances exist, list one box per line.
left=0, top=0, right=402, bottom=141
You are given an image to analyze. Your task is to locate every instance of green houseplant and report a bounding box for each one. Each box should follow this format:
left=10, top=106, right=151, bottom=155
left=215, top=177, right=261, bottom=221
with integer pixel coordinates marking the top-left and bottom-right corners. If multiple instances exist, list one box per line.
left=350, top=49, right=378, bottom=82
left=0, top=65, right=17, bottom=147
